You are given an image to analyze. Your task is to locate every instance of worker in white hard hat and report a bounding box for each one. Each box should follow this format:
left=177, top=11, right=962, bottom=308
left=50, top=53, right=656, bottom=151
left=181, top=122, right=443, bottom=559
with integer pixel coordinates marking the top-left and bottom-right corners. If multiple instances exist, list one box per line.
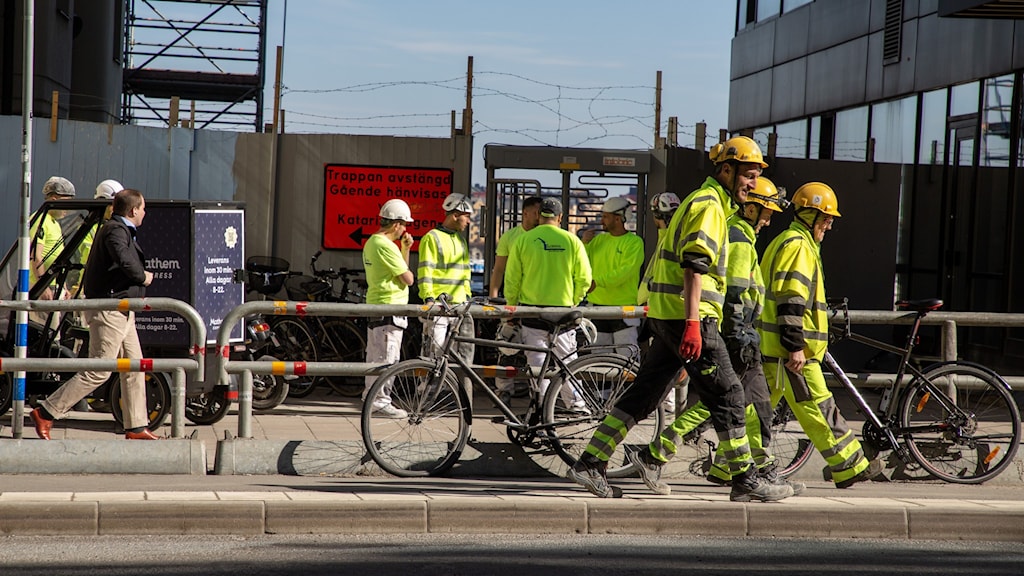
left=582, top=196, right=644, bottom=356
left=77, top=179, right=126, bottom=282
left=361, top=198, right=416, bottom=418
left=418, top=193, right=476, bottom=374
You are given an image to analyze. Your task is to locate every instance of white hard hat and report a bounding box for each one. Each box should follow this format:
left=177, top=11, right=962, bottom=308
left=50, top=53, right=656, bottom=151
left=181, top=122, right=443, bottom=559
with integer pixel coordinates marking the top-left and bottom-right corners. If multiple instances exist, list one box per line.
left=601, top=196, right=632, bottom=222
left=42, top=176, right=75, bottom=198
left=650, top=192, right=681, bottom=217
left=95, top=179, right=124, bottom=200
left=379, top=199, right=414, bottom=223
left=442, top=193, right=474, bottom=215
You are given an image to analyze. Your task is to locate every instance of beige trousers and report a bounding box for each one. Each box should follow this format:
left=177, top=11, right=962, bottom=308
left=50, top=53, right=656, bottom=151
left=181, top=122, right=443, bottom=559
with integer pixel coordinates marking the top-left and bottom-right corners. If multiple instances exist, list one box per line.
left=40, top=310, right=149, bottom=430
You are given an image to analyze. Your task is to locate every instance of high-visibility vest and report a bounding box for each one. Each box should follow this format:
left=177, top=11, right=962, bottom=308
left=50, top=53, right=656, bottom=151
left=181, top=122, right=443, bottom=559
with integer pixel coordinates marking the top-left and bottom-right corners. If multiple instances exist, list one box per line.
left=647, top=176, right=734, bottom=322
left=757, top=222, right=829, bottom=360
left=418, top=227, right=472, bottom=303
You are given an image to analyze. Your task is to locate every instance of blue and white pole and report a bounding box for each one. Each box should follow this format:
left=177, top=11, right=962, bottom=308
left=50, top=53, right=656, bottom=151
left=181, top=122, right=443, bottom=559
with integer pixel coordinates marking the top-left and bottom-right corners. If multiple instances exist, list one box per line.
left=12, top=0, right=34, bottom=439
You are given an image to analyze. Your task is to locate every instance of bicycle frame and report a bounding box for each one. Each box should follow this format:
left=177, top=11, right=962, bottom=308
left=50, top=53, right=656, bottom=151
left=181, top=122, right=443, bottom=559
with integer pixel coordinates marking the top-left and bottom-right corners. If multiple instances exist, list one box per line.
left=427, top=302, right=580, bottom=434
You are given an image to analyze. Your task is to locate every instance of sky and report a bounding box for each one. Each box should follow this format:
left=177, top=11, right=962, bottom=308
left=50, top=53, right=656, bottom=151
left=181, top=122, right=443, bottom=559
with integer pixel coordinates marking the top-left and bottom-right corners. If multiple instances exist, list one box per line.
left=256, top=1, right=738, bottom=188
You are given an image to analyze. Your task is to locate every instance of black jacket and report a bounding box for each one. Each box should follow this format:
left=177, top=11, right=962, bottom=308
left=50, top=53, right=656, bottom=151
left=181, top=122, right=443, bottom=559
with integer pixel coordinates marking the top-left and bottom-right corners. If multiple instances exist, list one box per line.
left=83, top=216, right=148, bottom=299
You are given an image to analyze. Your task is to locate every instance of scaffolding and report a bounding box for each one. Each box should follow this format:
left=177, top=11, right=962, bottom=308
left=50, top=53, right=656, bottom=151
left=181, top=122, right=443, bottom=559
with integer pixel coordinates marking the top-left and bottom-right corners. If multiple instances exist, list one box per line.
left=121, top=0, right=269, bottom=131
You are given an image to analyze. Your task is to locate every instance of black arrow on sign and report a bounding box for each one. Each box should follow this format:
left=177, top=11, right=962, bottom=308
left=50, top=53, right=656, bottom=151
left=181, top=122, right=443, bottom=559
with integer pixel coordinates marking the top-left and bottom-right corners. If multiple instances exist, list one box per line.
left=348, top=226, right=422, bottom=247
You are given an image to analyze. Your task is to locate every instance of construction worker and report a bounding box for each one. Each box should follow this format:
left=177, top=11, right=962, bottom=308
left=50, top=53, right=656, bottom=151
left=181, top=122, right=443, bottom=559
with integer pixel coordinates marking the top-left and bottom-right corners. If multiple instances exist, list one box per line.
left=637, top=192, right=680, bottom=306
left=31, top=176, right=76, bottom=296
left=629, top=177, right=804, bottom=496
left=583, top=196, right=645, bottom=356
left=362, top=199, right=415, bottom=419
left=758, top=182, right=883, bottom=488
left=419, top=192, right=476, bottom=368
left=504, top=198, right=592, bottom=405
left=490, top=196, right=543, bottom=405
left=567, top=136, right=792, bottom=502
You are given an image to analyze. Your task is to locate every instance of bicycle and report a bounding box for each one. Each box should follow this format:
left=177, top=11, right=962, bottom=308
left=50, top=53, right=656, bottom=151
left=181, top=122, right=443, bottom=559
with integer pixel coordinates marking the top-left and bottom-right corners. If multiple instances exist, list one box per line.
left=360, top=296, right=663, bottom=477
left=267, top=251, right=367, bottom=399
left=770, top=298, right=1021, bottom=484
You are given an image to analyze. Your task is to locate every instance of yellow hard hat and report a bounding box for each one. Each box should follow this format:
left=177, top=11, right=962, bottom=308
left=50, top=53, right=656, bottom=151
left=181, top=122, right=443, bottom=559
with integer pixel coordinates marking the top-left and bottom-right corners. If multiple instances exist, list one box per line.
left=709, top=136, right=768, bottom=168
left=745, top=177, right=788, bottom=213
left=791, top=182, right=841, bottom=217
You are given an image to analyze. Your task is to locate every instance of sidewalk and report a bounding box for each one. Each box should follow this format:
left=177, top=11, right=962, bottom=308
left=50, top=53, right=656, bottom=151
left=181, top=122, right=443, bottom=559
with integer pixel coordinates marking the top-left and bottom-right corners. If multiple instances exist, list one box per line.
left=0, top=474, right=1022, bottom=540
left=1, top=388, right=1023, bottom=540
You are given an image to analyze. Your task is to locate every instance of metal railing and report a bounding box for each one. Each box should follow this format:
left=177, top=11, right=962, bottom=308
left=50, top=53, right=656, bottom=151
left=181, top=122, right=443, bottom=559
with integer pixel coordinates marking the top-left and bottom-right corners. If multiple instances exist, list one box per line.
left=215, top=302, right=1024, bottom=439
left=214, top=301, right=647, bottom=438
left=1, top=298, right=206, bottom=438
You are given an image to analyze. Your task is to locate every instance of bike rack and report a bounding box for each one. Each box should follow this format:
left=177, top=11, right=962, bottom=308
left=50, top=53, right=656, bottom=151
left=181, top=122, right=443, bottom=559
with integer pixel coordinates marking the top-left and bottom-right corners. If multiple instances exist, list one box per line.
left=1, top=297, right=206, bottom=439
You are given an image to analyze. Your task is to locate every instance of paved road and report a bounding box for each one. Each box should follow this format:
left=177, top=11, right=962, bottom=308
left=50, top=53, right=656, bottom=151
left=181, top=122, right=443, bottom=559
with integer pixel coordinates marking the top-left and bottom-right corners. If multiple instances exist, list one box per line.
left=1, top=534, right=1023, bottom=575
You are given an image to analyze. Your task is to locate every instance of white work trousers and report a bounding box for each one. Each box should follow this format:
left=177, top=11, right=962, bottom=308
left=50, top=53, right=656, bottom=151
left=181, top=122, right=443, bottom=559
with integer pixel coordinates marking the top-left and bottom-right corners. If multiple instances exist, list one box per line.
left=363, top=323, right=405, bottom=408
left=521, top=325, right=579, bottom=406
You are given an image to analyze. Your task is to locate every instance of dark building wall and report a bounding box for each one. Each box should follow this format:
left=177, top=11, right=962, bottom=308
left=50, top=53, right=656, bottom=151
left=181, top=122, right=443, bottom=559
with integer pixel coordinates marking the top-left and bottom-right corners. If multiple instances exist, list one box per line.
left=729, top=0, right=1023, bottom=130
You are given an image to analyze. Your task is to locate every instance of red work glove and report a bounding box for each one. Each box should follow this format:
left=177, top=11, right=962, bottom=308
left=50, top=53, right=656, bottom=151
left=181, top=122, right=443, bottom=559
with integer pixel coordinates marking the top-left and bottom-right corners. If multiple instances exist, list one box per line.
left=678, top=319, right=702, bottom=362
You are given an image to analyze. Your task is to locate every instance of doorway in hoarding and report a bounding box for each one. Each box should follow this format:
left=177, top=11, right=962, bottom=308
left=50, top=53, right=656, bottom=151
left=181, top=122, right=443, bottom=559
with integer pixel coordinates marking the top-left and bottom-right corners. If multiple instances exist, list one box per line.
left=482, top=145, right=653, bottom=298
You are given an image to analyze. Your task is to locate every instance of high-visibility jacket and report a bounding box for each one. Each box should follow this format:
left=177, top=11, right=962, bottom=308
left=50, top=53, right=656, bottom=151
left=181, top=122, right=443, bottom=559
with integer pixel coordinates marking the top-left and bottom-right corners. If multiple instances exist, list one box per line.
left=647, top=177, right=734, bottom=322
left=362, top=233, right=410, bottom=305
left=758, top=222, right=829, bottom=360
left=495, top=224, right=526, bottom=258
left=505, top=223, right=591, bottom=307
left=722, top=215, right=763, bottom=345
left=29, top=212, right=64, bottom=285
left=418, top=226, right=472, bottom=303
left=585, top=231, right=644, bottom=306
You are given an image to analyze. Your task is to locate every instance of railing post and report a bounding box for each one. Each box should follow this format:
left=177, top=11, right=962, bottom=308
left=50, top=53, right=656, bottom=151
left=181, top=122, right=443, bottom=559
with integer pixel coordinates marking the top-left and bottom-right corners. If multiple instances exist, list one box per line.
left=941, top=320, right=958, bottom=401
left=171, top=368, right=186, bottom=438
left=238, top=369, right=253, bottom=438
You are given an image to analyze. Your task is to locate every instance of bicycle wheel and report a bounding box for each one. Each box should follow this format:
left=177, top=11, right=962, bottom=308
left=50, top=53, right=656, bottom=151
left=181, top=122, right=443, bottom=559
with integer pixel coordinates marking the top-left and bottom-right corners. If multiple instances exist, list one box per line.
left=770, top=401, right=816, bottom=478
left=542, top=354, right=663, bottom=478
left=268, top=318, right=318, bottom=398
left=109, top=371, right=171, bottom=430
left=361, top=359, right=470, bottom=477
left=899, top=361, right=1021, bottom=484
left=320, top=318, right=367, bottom=397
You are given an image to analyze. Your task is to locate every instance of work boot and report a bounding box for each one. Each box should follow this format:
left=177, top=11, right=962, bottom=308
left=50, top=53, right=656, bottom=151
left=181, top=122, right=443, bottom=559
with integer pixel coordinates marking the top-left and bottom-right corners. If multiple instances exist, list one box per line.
left=729, top=468, right=793, bottom=502
left=760, top=461, right=805, bottom=496
left=835, top=458, right=885, bottom=489
left=567, top=454, right=621, bottom=498
left=626, top=449, right=671, bottom=495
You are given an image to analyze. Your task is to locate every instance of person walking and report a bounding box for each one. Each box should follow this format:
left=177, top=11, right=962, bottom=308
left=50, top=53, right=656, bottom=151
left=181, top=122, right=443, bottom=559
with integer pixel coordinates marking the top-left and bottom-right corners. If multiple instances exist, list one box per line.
left=504, top=198, right=592, bottom=405
left=489, top=196, right=543, bottom=405
left=758, top=182, right=883, bottom=488
left=567, top=136, right=792, bottom=502
left=362, top=198, right=416, bottom=419
left=419, top=193, right=477, bottom=383
left=30, top=189, right=159, bottom=440
left=583, top=197, right=645, bottom=356
left=628, top=177, right=804, bottom=496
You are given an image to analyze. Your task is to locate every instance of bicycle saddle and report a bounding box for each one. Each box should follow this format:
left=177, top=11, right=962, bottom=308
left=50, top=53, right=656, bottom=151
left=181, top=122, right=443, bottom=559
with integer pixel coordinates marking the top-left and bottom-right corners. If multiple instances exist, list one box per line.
left=895, top=298, right=943, bottom=312
left=536, top=309, right=583, bottom=328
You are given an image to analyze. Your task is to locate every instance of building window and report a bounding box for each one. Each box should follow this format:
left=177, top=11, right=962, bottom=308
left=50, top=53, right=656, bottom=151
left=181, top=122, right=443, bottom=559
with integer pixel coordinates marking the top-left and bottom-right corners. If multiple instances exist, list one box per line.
left=783, top=0, right=813, bottom=12
left=834, top=107, right=869, bottom=162
left=775, top=119, right=808, bottom=158
left=871, top=95, right=917, bottom=164
left=981, top=74, right=1013, bottom=167
left=757, top=0, right=782, bottom=21
left=919, top=88, right=948, bottom=164
left=950, top=81, right=980, bottom=117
